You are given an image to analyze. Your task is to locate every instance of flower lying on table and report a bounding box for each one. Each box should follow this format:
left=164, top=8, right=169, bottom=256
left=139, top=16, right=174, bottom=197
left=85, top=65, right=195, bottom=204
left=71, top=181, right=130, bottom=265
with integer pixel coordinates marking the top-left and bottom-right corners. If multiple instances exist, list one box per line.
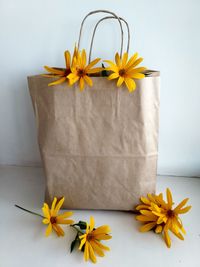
left=104, top=52, right=146, bottom=92
left=15, top=196, right=74, bottom=237
left=70, top=216, right=112, bottom=263
left=42, top=197, right=74, bottom=237
left=135, top=188, right=191, bottom=248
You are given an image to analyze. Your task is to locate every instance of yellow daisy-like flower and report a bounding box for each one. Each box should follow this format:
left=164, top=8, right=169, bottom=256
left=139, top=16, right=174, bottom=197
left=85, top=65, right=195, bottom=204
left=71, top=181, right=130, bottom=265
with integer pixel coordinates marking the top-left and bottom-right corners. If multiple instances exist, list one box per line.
left=135, top=188, right=191, bottom=248
left=79, top=216, right=112, bottom=263
left=42, top=197, right=74, bottom=237
left=68, top=49, right=102, bottom=91
left=43, top=46, right=78, bottom=86
left=104, top=52, right=146, bottom=92
left=151, top=188, right=191, bottom=248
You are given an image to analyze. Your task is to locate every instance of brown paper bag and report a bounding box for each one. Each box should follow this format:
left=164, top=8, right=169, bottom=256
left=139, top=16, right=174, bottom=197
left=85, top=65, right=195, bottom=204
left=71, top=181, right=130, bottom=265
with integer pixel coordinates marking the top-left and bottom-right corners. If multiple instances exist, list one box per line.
left=28, top=10, right=160, bottom=210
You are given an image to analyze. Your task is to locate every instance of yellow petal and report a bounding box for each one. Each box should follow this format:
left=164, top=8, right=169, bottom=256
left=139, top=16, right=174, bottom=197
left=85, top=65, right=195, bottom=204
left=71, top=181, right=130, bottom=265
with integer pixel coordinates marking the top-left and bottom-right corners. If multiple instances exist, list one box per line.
left=44, top=66, right=65, bottom=75
left=131, top=57, right=143, bottom=68
left=42, top=218, right=49, bottom=224
left=163, top=230, right=171, bottom=248
left=125, top=52, right=138, bottom=69
left=136, top=204, right=150, bottom=210
left=131, top=73, right=145, bottom=79
left=81, top=49, right=87, bottom=67
left=115, top=52, right=121, bottom=67
left=104, top=60, right=118, bottom=72
left=108, top=73, right=119, bottom=80
left=88, top=243, right=97, bottom=263
left=166, top=188, right=173, bottom=209
left=122, top=52, right=128, bottom=67
left=42, top=74, right=63, bottom=78
left=89, top=216, right=95, bottom=231
left=79, top=237, right=86, bottom=250
left=136, top=215, right=155, bottom=222
left=174, top=198, right=189, bottom=213
left=56, top=219, right=74, bottom=225
left=79, top=77, right=85, bottom=91
left=51, top=198, right=57, bottom=216
left=85, top=58, right=101, bottom=71
left=92, top=225, right=111, bottom=235
left=93, top=240, right=110, bottom=251
left=67, top=73, right=79, bottom=85
left=157, top=216, right=164, bottom=224
left=178, top=206, right=192, bottom=214
left=52, top=224, right=65, bottom=237
left=84, top=242, right=89, bottom=261
left=93, top=234, right=112, bottom=240
left=140, top=210, right=157, bottom=217
left=117, top=76, right=124, bottom=87
left=64, top=50, right=71, bottom=69
left=54, top=197, right=65, bottom=216
left=83, top=75, right=93, bottom=87
left=170, top=227, right=184, bottom=240
left=127, top=67, right=146, bottom=75
left=42, top=203, right=50, bottom=219
left=140, top=222, right=156, bottom=232
left=45, top=223, right=52, bottom=237
left=87, top=67, right=102, bottom=74
left=140, top=197, right=151, bottom=205
left=57, top=211, right=73, bottom=219
left=90, top=240, right=105, bottom=257
left=48, top=77, right=66, bottom=86
left=124, top=78, right=136, bottom=92
left=155, top=225, right=163, bottom=234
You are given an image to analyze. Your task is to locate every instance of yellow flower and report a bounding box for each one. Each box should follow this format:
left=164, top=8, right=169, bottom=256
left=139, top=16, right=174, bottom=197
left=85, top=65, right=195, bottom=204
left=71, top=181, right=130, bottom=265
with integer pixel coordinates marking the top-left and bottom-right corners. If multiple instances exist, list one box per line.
left=42, top=197, right=74, bottom=237
left=151, top=188, right=191, bottom=248
left=67, top=49, right=102, bottom=91
left=104, top=52, right=146, bottom=92
left=79, top=216, right=112, bottom=263
left=136, top=188, right=191, bottom=248
left=43, top=46, right=78, bottom=86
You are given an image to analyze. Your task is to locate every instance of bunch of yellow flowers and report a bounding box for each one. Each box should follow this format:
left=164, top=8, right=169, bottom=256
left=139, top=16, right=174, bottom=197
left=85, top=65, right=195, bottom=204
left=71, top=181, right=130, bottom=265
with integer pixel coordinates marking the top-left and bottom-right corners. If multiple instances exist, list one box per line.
left=15, top=188, right=191, bottom=264
left=135, top=188, right=191, bottom=248
left=43, top=46, right=146, bottom=92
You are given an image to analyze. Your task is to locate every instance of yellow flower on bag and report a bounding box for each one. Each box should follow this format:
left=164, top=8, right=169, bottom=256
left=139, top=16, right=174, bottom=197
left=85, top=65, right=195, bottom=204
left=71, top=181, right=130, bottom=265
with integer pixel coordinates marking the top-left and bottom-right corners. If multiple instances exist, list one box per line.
left=104, top=52, right=146, bottom=92
left=42, top=197, right=74, bottom=237
left=135, top=188, right=191, bottom=248
left=43, top=46, right=78, bottom=86
left=68, top=49, right=102, bottom=91
left=78, top=216, right=112, bottom=263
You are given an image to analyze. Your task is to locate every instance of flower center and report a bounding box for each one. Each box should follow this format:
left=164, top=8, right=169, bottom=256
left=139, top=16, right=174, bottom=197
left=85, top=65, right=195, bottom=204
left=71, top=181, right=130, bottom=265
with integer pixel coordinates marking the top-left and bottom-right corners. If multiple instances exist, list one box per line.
left=119, top=69, right=126, bottom=76
left=87, top=233, right=94, bottom=241
left=167, top=209, right=174, bottom=218
left=77, top=69, right=85, bottom=77
left=50, top=216, right=57, bottom=224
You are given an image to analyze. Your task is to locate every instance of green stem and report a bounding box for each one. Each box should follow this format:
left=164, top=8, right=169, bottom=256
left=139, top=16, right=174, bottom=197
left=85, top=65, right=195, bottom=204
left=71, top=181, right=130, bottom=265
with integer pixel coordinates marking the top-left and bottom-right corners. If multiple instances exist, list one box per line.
left=70, top=224, right=84, bottom=234
left=15, top=204, right=44, bottom=218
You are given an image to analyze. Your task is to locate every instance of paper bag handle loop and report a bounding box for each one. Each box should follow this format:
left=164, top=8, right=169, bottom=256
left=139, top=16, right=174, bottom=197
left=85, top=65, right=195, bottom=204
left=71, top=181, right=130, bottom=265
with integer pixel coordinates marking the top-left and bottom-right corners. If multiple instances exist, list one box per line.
left=88, top=16, right=130, bottom=63
left=77, top=10, right=124, bottom=58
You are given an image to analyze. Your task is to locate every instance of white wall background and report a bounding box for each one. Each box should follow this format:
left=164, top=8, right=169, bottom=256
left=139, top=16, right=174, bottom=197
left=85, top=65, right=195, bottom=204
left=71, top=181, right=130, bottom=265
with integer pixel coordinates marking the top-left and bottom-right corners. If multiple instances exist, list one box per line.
left=0, top=0, right=200, bottom=176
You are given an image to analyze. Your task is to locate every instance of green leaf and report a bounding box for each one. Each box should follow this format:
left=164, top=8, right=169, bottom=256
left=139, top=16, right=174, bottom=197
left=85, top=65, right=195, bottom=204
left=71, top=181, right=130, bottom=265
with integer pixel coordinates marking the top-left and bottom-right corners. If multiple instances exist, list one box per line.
left=73, top=221, right=87, bottom=230
left=70, top=239, right=77, bottom=253
left=70, top=233, right=79, bottom=253
left=101, top=63, right=108, bottom=77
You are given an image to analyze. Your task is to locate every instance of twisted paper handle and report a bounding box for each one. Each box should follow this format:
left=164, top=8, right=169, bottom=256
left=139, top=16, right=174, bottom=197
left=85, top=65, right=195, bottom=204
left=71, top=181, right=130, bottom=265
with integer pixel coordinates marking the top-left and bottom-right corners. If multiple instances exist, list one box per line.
left=77, top=10, right=124, bottom=58
left=88, top=16, right=130, bottom=63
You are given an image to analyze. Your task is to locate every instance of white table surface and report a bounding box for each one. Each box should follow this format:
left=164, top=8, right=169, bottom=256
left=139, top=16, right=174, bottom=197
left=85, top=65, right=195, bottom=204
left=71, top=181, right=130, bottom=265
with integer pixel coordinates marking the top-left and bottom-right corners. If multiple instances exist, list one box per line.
left=0, top=166, right=199, bottom=267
